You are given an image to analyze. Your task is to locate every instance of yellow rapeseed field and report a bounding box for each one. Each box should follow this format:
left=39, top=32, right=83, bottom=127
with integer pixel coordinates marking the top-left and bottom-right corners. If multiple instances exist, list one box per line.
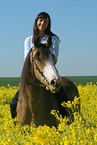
left=0, top=83, right=97, bottom=145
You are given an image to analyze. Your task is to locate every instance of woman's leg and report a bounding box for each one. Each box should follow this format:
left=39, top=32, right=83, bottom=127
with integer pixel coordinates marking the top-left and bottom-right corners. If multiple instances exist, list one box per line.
left=10, top=89, right=19, bottom=118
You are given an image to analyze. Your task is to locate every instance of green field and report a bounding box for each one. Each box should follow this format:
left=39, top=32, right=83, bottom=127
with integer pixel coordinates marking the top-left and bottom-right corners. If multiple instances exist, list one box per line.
left=66, top=76, right=97, bottom=86
left=0, top=76, right=97, bottom=87
left=0, top=77, right=20, bottom=87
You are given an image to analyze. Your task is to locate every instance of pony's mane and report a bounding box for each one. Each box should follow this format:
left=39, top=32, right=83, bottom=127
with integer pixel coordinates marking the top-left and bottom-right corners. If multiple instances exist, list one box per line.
left=20, top=48, right=33, bottom=86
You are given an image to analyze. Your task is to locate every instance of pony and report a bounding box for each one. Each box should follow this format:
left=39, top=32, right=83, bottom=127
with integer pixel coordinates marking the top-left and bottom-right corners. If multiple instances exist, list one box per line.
left=17, top=36, right=79, bottom=127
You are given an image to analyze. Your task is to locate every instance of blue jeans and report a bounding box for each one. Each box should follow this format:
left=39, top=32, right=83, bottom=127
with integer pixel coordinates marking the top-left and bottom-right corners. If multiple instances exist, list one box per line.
left=10, top=90, right=19, bottom=118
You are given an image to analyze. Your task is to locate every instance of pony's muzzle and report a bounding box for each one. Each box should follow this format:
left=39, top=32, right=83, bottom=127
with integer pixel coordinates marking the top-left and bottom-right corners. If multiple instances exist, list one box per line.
left=50, top=78, right=61, bottom=93
left=50, top=79, right=56, bottom=86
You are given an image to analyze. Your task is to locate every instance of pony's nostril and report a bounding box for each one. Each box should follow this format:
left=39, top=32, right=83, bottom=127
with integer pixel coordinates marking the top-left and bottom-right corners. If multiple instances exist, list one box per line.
left=50, top=79, right=56, bottom=86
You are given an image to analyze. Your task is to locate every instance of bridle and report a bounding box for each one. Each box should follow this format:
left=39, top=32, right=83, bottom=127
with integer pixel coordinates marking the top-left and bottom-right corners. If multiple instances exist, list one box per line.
left=27, top=47, right=51, bottom=90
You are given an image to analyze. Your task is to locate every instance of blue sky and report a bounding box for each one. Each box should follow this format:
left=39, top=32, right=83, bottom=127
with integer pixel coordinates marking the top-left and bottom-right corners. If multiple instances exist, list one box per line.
left=0, top=0, right=97, bottom=77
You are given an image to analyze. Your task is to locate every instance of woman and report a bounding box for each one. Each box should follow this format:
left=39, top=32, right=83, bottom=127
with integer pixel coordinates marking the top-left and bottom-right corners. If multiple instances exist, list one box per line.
left=24, top=12, right=59, bottom=63
left=10, top=12, right=60, bottom=118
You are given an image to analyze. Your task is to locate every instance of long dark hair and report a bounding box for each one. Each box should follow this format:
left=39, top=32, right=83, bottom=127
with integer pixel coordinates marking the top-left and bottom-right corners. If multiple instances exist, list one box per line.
left=32, top=12, right=59, bottom=43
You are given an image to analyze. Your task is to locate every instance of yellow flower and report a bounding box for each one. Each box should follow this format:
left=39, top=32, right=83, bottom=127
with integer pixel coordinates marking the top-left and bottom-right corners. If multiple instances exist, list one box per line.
left=0, top=83, right=97, bottom=144
left=7, top=84, right=10, bottom=87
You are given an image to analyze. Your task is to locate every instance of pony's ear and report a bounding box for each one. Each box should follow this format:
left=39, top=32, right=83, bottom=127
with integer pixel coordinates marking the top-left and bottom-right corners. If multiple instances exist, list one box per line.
left=46, top=36, right=52, bottom=48
left=34, top=36, right=40, bottom=48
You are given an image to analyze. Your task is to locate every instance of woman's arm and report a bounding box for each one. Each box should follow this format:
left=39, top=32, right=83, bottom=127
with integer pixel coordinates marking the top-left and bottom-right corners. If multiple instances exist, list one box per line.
left=50, top=36, right=59, bottom=65
left=24, top=36, right=33, bottom=61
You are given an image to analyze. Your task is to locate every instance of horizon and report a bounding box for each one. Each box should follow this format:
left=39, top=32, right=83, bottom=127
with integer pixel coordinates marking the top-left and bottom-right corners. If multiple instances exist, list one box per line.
left=0, top=75, right=97, bottom=78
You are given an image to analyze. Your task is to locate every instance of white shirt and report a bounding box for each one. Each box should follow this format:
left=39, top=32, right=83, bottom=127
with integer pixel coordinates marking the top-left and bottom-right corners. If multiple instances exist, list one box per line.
left=24, top=35, right=59, bottom=61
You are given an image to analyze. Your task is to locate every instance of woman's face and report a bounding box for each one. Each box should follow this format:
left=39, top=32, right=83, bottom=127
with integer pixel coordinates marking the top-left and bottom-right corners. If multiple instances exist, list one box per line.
left=37, top=17, right=49, bottom=33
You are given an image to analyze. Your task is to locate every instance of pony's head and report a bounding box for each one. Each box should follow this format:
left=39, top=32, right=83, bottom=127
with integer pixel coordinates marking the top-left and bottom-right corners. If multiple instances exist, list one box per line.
left=30, top=36, right=61, bottom=93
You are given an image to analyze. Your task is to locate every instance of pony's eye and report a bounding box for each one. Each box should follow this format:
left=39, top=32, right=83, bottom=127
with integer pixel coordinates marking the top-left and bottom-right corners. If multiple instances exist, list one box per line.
left=37, top=52, right=41, bottom=60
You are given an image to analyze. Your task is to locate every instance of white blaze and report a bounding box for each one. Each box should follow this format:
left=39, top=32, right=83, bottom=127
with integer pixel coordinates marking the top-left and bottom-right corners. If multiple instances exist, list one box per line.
left=43, top=56, right=59, bottom=83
